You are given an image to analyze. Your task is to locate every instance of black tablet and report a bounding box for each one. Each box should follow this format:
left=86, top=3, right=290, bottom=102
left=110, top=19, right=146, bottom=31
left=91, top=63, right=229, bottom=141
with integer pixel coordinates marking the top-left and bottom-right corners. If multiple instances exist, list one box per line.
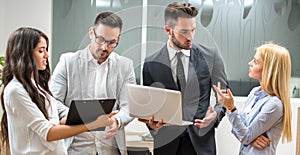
left=66, top=99, right=116, bottom=131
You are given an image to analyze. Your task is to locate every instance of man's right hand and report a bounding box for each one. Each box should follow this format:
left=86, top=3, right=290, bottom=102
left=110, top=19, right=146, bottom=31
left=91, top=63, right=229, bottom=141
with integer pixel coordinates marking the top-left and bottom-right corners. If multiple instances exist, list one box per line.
left=138, top=116, right=165, bottom=130
left=251, top=134, right=271, bottom=149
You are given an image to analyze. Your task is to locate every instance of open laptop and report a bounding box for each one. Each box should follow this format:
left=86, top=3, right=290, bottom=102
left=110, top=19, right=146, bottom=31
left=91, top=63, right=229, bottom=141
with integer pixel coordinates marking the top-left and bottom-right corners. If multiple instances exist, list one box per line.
left=126, top=84, right=193, bottom=126
left=66, top=99, right=116, bottom=131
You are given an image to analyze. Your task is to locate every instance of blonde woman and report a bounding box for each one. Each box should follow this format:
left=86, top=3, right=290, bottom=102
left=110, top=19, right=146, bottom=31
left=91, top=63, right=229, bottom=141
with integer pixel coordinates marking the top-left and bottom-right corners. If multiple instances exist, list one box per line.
left=213, top=42, right=292, bottom=155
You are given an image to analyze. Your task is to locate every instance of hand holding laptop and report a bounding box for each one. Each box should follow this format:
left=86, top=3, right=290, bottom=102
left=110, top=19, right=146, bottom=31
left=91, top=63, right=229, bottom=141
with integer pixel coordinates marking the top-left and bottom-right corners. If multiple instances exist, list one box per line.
left=138, top=116, right=166, bottom=130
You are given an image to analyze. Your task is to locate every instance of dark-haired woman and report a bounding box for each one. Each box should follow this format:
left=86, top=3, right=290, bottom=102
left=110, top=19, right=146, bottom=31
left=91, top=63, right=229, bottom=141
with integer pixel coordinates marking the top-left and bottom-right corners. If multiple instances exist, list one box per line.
left=0, top=27, right=115, bottom=155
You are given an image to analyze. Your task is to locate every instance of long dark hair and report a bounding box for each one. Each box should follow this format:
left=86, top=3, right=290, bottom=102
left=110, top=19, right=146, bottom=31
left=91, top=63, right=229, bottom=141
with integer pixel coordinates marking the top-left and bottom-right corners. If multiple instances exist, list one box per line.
left=0, top=27, right=52, bottom=152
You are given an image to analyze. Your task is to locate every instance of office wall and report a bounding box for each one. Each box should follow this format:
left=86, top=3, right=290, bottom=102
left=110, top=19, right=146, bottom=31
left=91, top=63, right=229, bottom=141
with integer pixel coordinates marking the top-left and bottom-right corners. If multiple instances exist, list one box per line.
left=52, top=0, right=300, bottom=95
left=0, top=0, right=52, bottom=120
left=0, top=0, right=52, bottom=59
left=146, top=0, right=300, bottom=95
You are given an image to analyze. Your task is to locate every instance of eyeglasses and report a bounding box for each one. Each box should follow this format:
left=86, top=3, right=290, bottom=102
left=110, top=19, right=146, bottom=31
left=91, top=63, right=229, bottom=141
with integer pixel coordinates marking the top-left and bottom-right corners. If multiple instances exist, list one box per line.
left=93, top=28, right=119, bottom=48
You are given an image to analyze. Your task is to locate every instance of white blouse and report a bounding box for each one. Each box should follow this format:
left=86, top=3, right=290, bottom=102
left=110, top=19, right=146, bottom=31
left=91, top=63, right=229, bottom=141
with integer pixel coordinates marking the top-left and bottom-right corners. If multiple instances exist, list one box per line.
left=3, top=77, right=68, bottom=155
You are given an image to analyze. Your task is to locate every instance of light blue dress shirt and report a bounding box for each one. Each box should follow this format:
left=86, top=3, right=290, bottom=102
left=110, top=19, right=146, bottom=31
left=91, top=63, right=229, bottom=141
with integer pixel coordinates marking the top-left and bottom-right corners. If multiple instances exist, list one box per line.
left=227, top=86, right=283, bottom=155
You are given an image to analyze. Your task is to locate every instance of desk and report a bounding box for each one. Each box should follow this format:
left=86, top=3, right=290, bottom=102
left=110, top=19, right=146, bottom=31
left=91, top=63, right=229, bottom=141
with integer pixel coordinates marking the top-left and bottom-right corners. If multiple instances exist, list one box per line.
left=125, top=131, right=153, bottom=153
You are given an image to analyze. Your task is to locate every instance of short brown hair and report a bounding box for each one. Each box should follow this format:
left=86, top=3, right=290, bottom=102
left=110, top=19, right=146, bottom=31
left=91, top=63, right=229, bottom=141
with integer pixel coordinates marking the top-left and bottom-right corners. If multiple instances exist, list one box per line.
left=164, top=2, right=199, bottom=28
left=94, top=12, right=123, bottom=31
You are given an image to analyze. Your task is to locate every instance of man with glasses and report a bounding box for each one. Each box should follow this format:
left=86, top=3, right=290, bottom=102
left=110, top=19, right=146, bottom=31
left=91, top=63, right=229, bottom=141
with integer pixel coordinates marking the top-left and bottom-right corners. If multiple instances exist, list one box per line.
left=140, top=2, right=228, bottom=155
left=50, top=12, right=136, bottom=155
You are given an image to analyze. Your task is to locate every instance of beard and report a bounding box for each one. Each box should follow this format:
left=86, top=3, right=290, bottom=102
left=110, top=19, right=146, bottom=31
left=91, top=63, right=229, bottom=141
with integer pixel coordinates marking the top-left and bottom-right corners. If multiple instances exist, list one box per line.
left=171, top=31, right=191, bottom=50
left=91, top=48, right=110, bottom=64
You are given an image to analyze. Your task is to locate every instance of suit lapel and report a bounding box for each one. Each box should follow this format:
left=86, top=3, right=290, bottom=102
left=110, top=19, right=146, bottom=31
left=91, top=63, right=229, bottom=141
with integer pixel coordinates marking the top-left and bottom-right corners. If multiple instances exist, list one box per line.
left=188, top=46, right=209, bottom=81
left=158, top=46, right=178, bottom=90
left=78, top=47, right=89, bottom=98
left=107, top=55, right=122, bottom=111
left=107, top=58, right=118, bottom=98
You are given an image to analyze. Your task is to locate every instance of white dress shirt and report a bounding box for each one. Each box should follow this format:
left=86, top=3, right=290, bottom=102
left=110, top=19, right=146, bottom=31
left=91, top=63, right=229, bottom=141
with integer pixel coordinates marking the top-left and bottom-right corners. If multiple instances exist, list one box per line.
left=167, top=41, right=190, bottom=83
left=4, top=77, right=67, bottom=155
left=88, top=55, right=108, bottom=99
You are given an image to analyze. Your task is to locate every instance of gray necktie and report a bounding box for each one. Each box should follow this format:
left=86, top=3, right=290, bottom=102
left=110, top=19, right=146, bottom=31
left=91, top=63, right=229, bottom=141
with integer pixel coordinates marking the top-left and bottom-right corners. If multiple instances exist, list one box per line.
left=176, top=51, right=186, bottom=93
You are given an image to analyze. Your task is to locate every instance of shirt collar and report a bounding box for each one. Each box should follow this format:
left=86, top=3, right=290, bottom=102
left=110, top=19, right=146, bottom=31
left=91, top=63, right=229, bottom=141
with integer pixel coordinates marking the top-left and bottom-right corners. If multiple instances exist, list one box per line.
left=253, top=86, right=268, bottom=99
left=167, top=40, right=190, bottom=60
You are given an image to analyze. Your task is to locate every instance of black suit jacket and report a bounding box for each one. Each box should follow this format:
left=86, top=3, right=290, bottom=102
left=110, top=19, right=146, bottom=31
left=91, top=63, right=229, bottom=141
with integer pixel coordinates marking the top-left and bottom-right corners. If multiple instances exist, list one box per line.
left=142, top=44, right=228, bottom=155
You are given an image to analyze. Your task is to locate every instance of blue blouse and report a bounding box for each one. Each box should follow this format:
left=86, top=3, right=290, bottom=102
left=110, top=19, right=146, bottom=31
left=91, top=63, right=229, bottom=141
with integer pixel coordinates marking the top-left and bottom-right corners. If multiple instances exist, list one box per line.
left=227, top=86, right=283, bottom=155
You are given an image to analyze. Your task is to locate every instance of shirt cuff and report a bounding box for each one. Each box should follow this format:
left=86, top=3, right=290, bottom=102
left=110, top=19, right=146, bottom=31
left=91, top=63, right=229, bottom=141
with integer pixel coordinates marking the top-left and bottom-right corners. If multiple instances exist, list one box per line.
left=114, top=116, right=122, bottom=128
left=41, top=123, right=58, bottom=151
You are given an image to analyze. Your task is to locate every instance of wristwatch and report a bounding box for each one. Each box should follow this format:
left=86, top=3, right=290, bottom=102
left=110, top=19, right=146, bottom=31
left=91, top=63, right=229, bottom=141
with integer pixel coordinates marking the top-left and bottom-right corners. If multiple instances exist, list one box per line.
left=229, top=107, right=237, bottom=113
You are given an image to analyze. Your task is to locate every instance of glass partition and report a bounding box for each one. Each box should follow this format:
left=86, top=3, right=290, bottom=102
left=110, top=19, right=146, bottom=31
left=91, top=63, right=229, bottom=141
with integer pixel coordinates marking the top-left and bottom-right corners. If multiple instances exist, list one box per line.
left=52, top=0, right=300, bottom=96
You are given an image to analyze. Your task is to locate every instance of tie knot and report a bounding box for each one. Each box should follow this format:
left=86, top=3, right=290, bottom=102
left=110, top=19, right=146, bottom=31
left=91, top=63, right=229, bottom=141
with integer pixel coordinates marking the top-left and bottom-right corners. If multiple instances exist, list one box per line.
left=176, top=51, right=183, bottom=59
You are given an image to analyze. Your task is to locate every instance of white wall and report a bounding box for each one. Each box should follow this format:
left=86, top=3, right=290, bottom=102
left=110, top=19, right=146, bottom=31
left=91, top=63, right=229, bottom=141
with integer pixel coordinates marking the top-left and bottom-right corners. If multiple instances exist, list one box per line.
left=0, top=0, right=52, bottom=57
left=0, top=0, right=52, bottom=120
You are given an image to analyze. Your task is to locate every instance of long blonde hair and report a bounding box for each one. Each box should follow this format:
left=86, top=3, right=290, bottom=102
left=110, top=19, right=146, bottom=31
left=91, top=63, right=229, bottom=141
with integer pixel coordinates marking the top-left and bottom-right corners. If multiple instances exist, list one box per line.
left=257, top=42, right=292, bottom=143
